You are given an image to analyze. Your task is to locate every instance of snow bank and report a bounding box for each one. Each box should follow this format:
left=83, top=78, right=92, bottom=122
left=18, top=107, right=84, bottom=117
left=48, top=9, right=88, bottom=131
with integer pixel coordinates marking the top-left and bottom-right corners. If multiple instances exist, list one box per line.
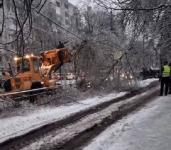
left=0, top=78, right=157, bottom=144
left=0, top=92, right=126, bottom=144
left=138, top=78, right=158, bottom=88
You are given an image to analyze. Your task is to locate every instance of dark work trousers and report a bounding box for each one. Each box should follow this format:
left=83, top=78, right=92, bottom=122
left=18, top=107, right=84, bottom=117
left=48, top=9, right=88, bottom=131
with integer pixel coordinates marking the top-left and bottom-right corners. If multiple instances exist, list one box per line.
left=160, top=77, right=170, bottom=96
left=169, top=78, right=171, bottom=94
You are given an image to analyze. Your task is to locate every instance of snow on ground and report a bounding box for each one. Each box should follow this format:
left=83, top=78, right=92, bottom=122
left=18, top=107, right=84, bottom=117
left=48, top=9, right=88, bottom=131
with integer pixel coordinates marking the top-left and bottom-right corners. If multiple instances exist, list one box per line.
left=83, top=95, right=171, bottom=150
left=0, top=78, right=157, bottom=144
left=21, top=86, right=159, bottom=150
left=0, top=92, right=126, bottom=144
left=138, top=78, right=158, bottom=88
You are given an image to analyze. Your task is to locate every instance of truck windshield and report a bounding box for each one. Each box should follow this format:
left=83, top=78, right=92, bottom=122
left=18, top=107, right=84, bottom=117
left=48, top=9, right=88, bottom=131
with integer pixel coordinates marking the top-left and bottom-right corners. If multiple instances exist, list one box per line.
left=17, top=59, right=30, bottom=72
left=32, top=58, right=40, bottom=72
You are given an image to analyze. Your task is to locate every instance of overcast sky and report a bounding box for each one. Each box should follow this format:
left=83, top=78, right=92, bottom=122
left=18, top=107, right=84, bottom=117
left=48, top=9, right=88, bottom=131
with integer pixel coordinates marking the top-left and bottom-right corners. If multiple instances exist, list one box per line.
left=69, top=0, right=80, bottom=5
left=69, top=0, right=93, bottom=6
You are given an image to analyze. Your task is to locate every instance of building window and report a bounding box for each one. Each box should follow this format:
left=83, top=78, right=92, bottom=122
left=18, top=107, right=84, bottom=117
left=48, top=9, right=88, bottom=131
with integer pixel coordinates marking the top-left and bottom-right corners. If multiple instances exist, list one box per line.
left=56, top=7, right=61, bottom=14
left=0, top=56, right=2, bottom=63
left=65, top=19, right=69, bottom=25
left=0, top=0, right=2, bottom=7
left=56, top=1, right=60, bottom=7
left=65, top=3, right=69, bottom=9
left=65, top=12, right=69, bottom=18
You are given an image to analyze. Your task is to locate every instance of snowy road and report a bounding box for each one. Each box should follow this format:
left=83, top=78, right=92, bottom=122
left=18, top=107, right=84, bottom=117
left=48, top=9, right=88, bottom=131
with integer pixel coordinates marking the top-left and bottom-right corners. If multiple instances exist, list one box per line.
left=83, top=95, right=171, bottom=150
left=0, top=79, right=157, bottom=145
left=0, top=79, right=159, bottom=150
left=20, top=87, right=158, bottom=150
left=1, top=86, right=157, bottom=150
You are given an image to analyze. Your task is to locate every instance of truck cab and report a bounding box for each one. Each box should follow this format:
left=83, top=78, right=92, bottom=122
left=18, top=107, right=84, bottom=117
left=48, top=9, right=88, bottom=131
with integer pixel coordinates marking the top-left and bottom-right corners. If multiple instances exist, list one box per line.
left=5, top=55, right=42, bottom=91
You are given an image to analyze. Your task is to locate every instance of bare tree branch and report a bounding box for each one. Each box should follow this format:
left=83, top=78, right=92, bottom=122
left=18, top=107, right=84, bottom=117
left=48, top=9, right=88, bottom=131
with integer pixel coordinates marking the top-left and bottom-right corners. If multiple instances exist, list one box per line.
left=0, top=0, right=5, bottom=36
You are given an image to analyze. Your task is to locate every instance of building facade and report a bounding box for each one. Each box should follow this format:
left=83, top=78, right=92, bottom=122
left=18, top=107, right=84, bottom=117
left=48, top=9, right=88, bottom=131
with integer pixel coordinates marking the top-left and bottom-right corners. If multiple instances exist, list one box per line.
left=49, top=0, right=80, bottom=29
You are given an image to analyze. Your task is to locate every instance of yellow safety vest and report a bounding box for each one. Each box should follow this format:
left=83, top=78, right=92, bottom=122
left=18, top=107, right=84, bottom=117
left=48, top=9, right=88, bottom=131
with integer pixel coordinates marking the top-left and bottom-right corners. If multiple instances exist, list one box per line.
left=162, top=65, right=171, bottom=77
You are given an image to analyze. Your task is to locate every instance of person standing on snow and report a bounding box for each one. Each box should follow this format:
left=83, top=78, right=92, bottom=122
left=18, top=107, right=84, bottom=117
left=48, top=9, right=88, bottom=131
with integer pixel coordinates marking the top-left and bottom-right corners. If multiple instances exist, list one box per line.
left=169, top=62, right=171, bottom=94
left=160, top=61, right=171, bottom=96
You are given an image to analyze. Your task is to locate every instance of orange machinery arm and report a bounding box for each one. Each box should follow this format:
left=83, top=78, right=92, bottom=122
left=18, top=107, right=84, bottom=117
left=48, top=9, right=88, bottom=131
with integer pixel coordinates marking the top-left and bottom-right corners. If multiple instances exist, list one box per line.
left=40, top=48, right=72, bottom=77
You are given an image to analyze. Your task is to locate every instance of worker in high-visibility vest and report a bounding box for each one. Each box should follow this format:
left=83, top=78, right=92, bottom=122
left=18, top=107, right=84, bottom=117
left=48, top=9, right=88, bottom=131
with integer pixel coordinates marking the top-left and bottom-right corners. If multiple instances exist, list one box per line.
left=169, top=62, right=171, bottom=94
left=160, top=61, right=171, bottom=96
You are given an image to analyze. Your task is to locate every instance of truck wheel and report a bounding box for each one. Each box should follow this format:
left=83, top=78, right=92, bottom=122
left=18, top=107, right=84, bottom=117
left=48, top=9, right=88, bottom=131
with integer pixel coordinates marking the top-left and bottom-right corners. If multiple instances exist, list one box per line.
left=30, top=82, right=42, bottom=103
left=4, top=79, right=12, bottom=92
left=31, top=82, right=42, bottom=89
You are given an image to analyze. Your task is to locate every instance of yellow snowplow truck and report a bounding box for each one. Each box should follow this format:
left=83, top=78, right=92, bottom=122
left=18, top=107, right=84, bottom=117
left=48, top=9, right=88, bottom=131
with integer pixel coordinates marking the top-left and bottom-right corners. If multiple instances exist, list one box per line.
left=3, top=48, right=72, bottom=92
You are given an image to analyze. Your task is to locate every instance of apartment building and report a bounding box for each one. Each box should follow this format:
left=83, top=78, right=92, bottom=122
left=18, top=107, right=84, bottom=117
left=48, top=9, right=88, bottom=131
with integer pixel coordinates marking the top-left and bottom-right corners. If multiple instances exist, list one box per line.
left=49, top=0, right=80, bottom=30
